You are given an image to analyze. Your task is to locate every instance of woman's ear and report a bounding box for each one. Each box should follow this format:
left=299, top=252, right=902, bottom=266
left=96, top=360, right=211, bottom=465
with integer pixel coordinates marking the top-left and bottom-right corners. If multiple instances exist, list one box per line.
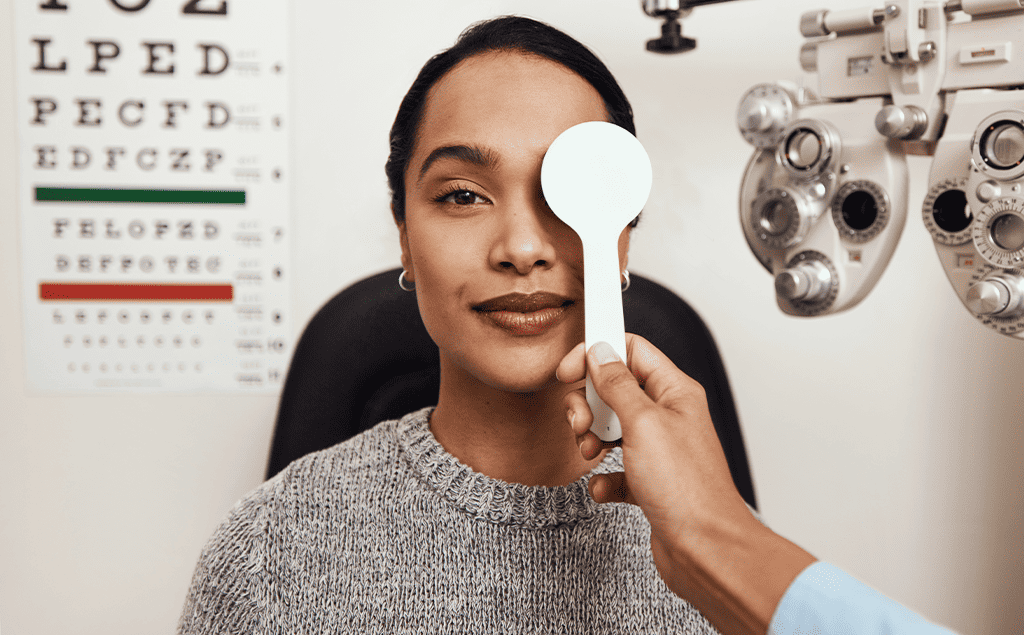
left=618, top=226, right=631, bottom=271
left=396, top=217, right=413, bottom=281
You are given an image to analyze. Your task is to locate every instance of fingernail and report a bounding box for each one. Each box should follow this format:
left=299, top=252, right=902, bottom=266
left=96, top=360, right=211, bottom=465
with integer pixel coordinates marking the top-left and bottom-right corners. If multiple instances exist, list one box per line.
left=569, top=410, right=576, bottom=428
left=590, top=341, right=620, bottom=365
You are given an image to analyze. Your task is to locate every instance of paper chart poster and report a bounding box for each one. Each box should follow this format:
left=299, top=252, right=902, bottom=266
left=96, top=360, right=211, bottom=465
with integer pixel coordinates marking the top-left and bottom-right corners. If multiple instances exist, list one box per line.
left=14, top=0, right=291, bottom=391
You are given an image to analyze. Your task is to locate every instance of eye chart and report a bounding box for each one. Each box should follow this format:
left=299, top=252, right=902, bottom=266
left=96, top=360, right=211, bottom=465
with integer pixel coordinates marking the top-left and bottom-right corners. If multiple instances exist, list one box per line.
left=14, top=0, right=291, bottom=391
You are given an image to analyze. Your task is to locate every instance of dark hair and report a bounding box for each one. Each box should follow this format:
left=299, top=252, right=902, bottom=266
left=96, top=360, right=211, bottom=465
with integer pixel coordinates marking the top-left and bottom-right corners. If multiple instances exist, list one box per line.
left=385, top=15, right=637, bottom=225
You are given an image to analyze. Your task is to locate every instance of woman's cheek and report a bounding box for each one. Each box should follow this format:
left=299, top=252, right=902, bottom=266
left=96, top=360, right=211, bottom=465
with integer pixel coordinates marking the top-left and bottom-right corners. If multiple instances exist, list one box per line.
left=407, top=222, right=477, bottom=335
left=412, top=222, right=481, bottom=282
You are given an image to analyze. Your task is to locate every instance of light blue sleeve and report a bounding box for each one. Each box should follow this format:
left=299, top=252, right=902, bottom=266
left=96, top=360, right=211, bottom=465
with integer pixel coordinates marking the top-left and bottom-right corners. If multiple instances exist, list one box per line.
left=769, top=561, right=961, bottom=635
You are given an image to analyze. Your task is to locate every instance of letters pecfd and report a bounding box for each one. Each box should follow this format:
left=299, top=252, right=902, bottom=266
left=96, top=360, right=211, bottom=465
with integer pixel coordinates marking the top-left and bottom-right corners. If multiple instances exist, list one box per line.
left=29, top=98, right=232, bottom=129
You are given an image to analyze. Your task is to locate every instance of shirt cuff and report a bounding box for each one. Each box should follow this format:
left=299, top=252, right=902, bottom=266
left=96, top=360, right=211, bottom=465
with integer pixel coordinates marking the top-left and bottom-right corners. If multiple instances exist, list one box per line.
left=769, top=561, right=960, bottom=635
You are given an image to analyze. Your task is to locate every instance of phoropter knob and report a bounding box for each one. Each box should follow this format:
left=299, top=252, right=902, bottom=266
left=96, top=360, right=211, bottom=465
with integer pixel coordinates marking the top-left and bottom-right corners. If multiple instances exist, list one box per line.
left=740, top=101, right=780, bottom=133
left=965, top=273, right=1024, bottom=317
left=737, top=84, right=797, bottom=148
left=875, top=105, right=928, bottom=140
left=775, top=260, right=833, bottom=302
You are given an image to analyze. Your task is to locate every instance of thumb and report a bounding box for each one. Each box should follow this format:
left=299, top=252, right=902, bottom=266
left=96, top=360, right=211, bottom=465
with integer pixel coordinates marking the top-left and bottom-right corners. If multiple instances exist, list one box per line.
left=589, top=471, right=636, bottom=505
left=587, top=341, right=654, bottom=429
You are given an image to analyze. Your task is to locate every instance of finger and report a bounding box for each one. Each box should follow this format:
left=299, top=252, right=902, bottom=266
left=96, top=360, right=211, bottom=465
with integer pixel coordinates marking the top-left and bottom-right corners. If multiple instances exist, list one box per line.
left=555, top=341, right=587, bottom=384
left=622, top=333, right=664, bottom=388
left=586, top=341, right=657, bottom=430
left=578, top=430, right=620, bottom=460
left=563, top=389, right=593, bottom=438
left=589, top=472, right=635, bottom=505
left=611, top=335, right=707, bottom=415
left=563, top=385, right=620, bottom=460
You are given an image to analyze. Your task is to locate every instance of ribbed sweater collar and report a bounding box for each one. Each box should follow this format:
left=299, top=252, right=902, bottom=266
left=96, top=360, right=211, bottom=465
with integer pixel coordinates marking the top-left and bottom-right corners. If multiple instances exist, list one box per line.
left=395, top=407, right=622, bottom=529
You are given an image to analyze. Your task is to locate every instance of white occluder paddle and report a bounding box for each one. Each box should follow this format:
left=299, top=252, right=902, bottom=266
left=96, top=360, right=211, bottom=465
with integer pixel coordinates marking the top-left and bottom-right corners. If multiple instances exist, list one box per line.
left=541, top=121, right=653, bottom=442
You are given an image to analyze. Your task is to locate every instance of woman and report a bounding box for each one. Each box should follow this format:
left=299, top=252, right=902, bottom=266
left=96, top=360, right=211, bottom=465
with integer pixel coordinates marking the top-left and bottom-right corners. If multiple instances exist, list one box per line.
left=178, top=16, right=720, bottom=633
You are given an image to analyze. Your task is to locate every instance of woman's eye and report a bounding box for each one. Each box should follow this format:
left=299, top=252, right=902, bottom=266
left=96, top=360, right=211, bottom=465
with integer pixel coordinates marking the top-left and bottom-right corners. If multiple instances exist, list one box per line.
left=440, top=189, right=487, bottom=205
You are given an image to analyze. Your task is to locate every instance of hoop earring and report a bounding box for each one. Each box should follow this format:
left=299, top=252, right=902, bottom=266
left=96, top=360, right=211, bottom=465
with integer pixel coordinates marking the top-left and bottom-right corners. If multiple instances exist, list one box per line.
left=621, top=269, right=630, bottom=292
left=398, top=270, right=415, bottom=292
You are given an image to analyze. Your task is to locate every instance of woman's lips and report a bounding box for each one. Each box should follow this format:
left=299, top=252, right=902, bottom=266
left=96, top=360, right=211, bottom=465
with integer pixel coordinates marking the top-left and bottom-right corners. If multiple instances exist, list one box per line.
left=473, top=292, right=574, bottom=336
left=481, top=305, right=569, bottom=335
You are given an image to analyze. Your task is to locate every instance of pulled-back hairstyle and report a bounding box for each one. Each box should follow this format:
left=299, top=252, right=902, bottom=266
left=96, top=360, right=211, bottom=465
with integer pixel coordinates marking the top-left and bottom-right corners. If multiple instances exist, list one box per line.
left=385, top=15, right=637, bottom=224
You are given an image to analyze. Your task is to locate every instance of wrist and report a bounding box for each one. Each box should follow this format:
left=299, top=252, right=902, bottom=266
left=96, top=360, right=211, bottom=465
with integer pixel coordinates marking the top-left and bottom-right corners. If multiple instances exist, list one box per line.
left=662, top=507, right=816, bottom=635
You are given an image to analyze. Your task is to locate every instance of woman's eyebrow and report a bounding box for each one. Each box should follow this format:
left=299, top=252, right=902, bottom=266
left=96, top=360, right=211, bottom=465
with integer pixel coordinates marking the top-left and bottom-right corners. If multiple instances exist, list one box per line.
left=417, top=145, right=500, bottom=182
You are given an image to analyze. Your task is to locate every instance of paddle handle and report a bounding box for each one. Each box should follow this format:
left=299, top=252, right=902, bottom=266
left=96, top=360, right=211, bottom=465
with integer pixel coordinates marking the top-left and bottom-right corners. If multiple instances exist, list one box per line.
left=583, top=239, right=627, bottom=442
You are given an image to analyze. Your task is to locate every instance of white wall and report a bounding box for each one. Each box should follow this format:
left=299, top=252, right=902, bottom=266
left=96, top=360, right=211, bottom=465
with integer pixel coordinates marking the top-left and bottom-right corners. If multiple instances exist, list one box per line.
left=2, top=1, right=1022, bottom=633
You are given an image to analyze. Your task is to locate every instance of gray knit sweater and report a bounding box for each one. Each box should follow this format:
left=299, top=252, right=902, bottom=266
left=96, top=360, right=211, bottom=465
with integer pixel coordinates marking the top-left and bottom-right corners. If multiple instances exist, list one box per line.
left=177, top=407, right=720, bottom=633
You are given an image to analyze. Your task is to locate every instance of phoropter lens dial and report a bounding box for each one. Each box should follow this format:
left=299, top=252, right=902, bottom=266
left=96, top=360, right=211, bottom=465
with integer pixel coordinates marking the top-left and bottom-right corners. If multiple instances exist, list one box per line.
left=750, top=187, right=814, bottom=248
left=779, top=119, right=837, bottom=178
left=972, top=197, right=1024, bottom=267
left=990, top=213, right=1024, bottom=252
left=982, top=123, right=1024, bottom=168
left=922, top=178, right=972, bottom=246
left=831, top=180, right=889, bottom=243
left=972, top=111, right=1024, bottom=181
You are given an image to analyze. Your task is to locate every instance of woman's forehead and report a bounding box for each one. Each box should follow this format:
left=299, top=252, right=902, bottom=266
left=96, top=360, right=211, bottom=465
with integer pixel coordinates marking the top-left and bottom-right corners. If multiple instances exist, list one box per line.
left=412, top=51, right=608, bottom=168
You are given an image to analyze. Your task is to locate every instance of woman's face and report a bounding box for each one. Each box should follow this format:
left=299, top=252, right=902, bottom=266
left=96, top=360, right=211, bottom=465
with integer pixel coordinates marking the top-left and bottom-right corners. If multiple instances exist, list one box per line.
left=398, top=50, right=631, bottom=394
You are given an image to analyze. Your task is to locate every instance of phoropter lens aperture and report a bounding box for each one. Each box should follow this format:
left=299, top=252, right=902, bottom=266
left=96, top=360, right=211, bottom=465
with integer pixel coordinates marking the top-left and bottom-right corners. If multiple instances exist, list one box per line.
left=990, top=213, right=1024, bottom=251
left=981, top=121, right=1024, bottom=170
left=759, top=199, right=794, bottom=236
left=840, top=189, right=878, bottom=231
left=784, top=129, right=822, bottom=171
left=931, top=189, right=972, bottom=233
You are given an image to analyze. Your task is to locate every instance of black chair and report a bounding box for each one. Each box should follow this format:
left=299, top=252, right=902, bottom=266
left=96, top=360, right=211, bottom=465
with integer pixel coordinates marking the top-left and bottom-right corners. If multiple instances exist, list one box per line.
left=266, top=267, right=757, bottom=510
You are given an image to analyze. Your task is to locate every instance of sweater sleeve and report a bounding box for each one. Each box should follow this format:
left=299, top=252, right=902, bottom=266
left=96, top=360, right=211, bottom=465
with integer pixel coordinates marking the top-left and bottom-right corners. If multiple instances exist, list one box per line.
left=176, top=479, right=281, bottom=635
left=769, top=561, right=961, bottom=635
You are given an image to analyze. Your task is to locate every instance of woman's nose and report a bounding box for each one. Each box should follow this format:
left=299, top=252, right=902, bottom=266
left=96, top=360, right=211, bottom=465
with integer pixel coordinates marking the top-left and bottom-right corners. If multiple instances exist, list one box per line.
left=489, top=198, right=559, bottom=275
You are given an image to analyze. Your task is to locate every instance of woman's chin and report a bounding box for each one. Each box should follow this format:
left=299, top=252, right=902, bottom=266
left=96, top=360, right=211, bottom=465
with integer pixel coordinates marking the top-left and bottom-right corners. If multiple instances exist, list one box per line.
left=476, top=362, right=563, bottom=394
left=436, top=324, right=582, bottom=396
left=447, top=353, right=566, bottom=395
left=491, top=374, right=561, bottom=395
